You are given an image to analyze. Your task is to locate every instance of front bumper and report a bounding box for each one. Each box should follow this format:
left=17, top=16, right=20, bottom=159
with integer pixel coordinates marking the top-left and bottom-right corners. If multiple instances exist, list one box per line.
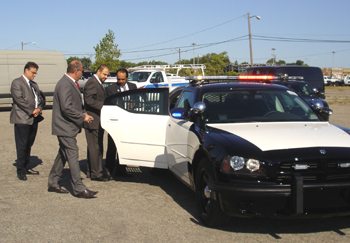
left=208, top=174, right=350, bottom=218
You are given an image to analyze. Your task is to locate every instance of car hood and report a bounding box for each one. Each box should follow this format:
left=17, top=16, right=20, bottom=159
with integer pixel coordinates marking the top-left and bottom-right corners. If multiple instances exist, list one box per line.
left=208, top=122, right=350, bottom=152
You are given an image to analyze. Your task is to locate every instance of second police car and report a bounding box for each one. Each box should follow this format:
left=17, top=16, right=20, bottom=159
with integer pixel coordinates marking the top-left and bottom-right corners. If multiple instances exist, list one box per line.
left=101, top=75, right=350, bottom=227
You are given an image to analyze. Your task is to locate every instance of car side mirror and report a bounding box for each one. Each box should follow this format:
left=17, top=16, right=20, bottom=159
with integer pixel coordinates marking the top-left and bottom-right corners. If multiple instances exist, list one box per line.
left=313, top=88, right=325, bottom=99
left=190, top=102, right=206, bottom=114
left=313, top=100, right=324, bottom=112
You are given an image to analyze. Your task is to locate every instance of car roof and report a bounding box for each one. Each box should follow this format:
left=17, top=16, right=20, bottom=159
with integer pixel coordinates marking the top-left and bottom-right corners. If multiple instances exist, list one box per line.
left=246, top=65, right=319, bottom=69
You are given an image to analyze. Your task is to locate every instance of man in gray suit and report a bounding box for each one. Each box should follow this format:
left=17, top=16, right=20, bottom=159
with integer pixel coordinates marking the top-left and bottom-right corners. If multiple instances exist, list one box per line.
left=105, top=68, right=137, bottom=178
left=48, top=60, right=98, bottom=198
left=83, top=64, right=109, bottom=181
left=10, top=62, right=44, bottom=181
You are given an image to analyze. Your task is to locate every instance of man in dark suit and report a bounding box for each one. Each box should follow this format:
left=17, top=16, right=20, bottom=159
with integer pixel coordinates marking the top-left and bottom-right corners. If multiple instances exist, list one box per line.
left=105, top=68, right=137, bottom=178
left=83, top=64, right=109, bottom=181
left=10, top=62, right=44, bottom=181
left=47, top=60, right=98, bottom=198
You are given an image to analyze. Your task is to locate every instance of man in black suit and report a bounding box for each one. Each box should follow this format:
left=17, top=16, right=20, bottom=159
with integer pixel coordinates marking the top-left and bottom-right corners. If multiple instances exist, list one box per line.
left=105, top=68, right=137, bottom=178
left=48, top=60, right=98, bottom=198
left=10, top=62, right=44, bottom=181
left=83, top=64, right=109, bottom=181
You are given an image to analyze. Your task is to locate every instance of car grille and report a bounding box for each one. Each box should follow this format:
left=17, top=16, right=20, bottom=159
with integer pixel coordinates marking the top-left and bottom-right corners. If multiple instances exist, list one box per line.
left=276, top=159, right=350, bottom=183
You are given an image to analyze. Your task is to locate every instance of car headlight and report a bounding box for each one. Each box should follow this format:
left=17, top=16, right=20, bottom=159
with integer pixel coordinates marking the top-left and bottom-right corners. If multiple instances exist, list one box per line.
left=221, top=155, right=266, bottom=176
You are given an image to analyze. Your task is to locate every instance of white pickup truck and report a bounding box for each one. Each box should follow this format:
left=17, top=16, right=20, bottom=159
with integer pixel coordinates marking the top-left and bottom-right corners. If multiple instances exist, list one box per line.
left=128, top=70, right=189, bottom=90
left=104, top=64, right=206, bottom=91
left=343, top=75, right=350, bottom=86
left=324, top=76, right=341, bottom=86
left=104, top=70, right=188, bottom=91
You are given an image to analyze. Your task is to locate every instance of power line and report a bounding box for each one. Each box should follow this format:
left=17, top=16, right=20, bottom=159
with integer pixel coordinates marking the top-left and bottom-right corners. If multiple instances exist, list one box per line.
left=123, top=14, right=246, bottom=51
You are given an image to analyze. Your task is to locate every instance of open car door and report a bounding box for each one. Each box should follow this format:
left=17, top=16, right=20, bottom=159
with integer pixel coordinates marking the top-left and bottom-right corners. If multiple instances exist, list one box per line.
left=101, top=88, right=170, bottom=169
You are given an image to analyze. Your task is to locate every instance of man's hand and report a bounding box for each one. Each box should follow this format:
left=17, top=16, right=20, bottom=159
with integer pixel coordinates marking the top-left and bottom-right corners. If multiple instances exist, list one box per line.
left=32, top=108, right=41, bottom=117
left=84, top=113, right=93, bottom=123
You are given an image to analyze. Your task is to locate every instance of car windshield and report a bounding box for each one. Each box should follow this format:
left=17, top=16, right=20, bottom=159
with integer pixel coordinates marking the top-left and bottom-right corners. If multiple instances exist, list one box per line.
left=283, top=82, right=314, bottom=98
left=202, top=89, right=319, bottom=123
left=128, top=72, right=152, bottom=82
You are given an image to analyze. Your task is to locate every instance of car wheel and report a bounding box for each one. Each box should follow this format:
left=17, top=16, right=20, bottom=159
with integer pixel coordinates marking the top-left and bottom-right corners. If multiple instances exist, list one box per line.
left=333, top=82, right=339, bottom=87
left=195, top=158, right=230, bottom=227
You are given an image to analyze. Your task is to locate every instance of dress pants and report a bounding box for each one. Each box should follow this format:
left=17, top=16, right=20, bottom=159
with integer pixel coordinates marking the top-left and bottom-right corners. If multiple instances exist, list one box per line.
left=106, top=133, right=127, bottom=175
left=14, top=123, right=38, bottom=176
left=48, top=136, right=86, bottom=195
left=85, top=127, right=104, bottom=179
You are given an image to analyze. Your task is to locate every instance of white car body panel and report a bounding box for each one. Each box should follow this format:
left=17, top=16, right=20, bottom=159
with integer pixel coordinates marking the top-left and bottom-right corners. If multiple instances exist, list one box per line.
left=210, top=122, right=350, bottom=151
left=166, top=117, right=193, bottom=184
left=101, top=105, right=169, bottom=168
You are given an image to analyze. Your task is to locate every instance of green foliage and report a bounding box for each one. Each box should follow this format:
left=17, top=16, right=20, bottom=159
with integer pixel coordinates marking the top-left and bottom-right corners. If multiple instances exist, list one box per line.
left=266, top=58, right=286, bottom=65
left=226, top=71, right=239, bottom=75
left=178, top=68, right=192, bottom=76
left=120, top=60, right=137, bottom=68
left=91, top=29, right=121, bottom=72
left=286, top=60, right=306, bottom=66
left=66, top=56, right=92, bottom=70
left=202, top=52, right=231, bottom=75
left=136, top=60, right=169, bottom=66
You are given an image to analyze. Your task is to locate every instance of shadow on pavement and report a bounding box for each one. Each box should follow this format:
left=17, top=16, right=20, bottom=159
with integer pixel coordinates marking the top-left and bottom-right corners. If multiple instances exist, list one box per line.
left=96, top=165, right=350, bottom=238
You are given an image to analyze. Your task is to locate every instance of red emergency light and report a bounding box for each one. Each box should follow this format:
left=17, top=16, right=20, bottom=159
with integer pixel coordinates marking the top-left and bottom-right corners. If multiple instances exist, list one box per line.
left=238, top=75, right=275, bottom=80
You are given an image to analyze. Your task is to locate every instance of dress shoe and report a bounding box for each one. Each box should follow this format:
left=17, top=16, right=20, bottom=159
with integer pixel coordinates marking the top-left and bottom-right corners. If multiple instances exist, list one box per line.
left=48, top=186, right=69, bottom=194
left=91, top=176, right=110, bottom=182
left=115, top=171, right=133, bottom=177
left=26, top=169, right=39, bottom=175
left=17, top=174, right=27, bottom=181
left=104, top=168, right=112, bottom=179
left=76, top=189, right=98, bottom=198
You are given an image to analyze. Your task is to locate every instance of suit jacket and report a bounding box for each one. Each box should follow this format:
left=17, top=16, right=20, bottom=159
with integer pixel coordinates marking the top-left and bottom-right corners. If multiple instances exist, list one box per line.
left=10, top=76, right=44, bottom=125
left=52, top=74, right=85, bottom=137
left=105, top=82, right=137, bottom=97
left=83, top=75, right=107, bottom=130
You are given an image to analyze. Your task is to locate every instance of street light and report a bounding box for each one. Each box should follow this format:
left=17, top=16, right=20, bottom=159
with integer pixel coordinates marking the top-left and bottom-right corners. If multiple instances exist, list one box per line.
left=192, top=43, right=196, bottom=65
left=305, top=57, right=316, bottom=66
left=271, top=48, right=276, bottom=65
left=21, top=42, right=36, bottom=50
left=247, top=13, right=261, bottom=67
left=171, top=48, right=182, bottom=64
left=331, top=51, right=335, bottom=77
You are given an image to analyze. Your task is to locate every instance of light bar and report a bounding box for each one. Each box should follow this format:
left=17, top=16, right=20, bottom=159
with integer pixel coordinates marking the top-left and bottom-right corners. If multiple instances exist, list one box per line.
left=239, top=75, right=275, bottom=80
left=186, top=76, right=240, bottom=81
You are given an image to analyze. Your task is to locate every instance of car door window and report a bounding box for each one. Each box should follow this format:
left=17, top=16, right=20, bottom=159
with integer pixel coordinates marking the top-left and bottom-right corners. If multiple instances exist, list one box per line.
left=150, top=72, right=164, bottom=83
left=104, top=88, right=169, bottom=115
left=176, top=91, right=195, bottom=110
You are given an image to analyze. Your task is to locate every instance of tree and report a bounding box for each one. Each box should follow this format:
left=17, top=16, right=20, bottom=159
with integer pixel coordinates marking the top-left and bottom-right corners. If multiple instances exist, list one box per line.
left=286, top=60, right=306, bottom=66
left=66, top=56, right=92, bottom=70
left=266, top=58, right=286, bottom=65
left=120, top=60, right=137, bottom=68
left=91, top=29, right=121, bottom=71
left=201, top=52, right=230, bottom=75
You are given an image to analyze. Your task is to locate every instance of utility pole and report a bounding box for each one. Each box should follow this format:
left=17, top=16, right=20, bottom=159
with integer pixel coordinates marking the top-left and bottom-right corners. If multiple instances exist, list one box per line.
left=192, top=43, right=196, bottom=65
left=247, top=13, right=260, bottom=67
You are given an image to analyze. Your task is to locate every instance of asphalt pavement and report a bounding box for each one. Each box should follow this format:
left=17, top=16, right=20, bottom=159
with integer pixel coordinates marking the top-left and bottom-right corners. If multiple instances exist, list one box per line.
left=1, top=102, right=350, bottom=242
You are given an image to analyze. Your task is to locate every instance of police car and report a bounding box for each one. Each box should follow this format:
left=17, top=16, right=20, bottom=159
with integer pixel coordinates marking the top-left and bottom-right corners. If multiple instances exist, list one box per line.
left=101, top=75, right=350, bottom=227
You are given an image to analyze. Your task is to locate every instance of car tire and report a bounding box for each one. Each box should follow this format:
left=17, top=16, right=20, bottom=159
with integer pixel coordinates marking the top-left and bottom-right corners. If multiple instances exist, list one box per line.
left=195, top=158, right=230, bottom=227
left=332, top=82, right=338, bottom=87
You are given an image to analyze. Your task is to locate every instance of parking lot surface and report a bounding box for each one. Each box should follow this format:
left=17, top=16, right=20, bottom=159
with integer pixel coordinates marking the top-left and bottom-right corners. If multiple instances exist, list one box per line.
left=1, top=88, right=350, bottom=242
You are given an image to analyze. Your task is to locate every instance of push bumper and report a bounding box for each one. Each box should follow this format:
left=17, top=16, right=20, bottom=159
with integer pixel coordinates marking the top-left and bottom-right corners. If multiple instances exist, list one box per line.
left=208, top=173, right=350, bottom=218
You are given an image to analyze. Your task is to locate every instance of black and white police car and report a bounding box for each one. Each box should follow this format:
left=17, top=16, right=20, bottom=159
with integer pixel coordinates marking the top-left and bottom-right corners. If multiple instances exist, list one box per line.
left=101, top=75, right=350, bottom=227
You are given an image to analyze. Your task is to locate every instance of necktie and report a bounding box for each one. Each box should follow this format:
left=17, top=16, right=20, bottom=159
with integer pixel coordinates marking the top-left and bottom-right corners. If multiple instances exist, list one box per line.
left=75, top=81, right=80, bottom=90
left=29, top=81, right=38, bottom=108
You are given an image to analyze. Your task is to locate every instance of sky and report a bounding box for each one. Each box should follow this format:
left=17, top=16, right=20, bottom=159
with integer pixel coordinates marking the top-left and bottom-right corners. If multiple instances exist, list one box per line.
left=1, top=0, right=350, bottom=69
